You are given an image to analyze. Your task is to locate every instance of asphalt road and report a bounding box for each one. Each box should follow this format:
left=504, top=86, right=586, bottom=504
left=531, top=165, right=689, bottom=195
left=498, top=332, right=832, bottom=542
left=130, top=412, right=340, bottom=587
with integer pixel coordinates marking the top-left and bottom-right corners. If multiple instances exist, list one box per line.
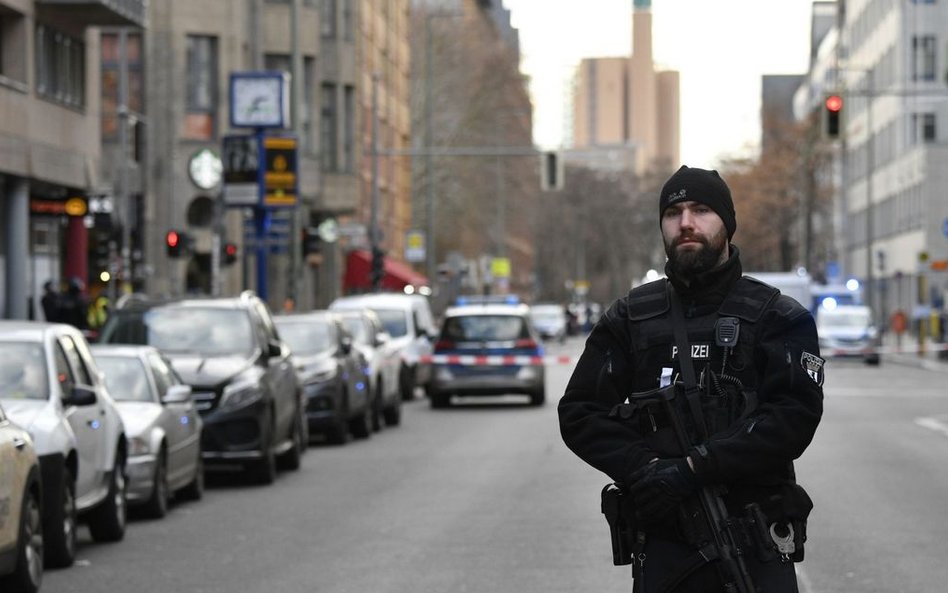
left=41, top=338, right=948, bottom=593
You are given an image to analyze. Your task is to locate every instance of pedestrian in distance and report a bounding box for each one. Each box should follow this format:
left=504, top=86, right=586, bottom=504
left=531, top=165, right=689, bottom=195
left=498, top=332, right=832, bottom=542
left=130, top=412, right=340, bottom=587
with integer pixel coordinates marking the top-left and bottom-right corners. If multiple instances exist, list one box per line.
left=58, top=277, right=90, bottom=331
left=559, top=166, right=823, bottom=592
left=41, top=280, right=62, bottom=322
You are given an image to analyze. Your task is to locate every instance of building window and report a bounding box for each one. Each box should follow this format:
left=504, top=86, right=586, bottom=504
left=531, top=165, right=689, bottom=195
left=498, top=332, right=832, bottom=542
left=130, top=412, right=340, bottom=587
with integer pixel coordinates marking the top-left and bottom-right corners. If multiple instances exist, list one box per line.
left=912, top=112, right=937, bottom=143
left=303, top=57, right=315, bottom=153
left=0, top=9, right=26, bottom=84
left=184, top=35, right=217, bottom=140
left=343, top=84, right=355, bottom=172
left=912, top=35, right=936, bottom=82
left=321, top=83, right=337, bottom=171
left=342, top=0, right=354, bottom=40
left=101, top=31, right=144, bottom=141
left=35, top=24, right=85, bottom=108
left=322, top=0, right=336, bottom=37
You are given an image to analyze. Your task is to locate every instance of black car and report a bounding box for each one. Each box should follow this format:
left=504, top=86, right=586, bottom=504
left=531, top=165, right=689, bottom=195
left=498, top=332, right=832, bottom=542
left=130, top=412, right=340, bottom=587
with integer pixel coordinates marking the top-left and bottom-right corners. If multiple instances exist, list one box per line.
left=98, top=291, right=305, bottom=484
left=274, top=312, right=372, bottom=444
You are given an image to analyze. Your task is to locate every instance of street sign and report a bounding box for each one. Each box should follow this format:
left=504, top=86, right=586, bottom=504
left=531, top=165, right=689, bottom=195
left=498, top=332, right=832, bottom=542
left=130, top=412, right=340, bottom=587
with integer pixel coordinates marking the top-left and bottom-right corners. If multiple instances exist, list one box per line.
left=943, top=217, right=948, bottom=237
left=223, top=134, right=259, bottom=207
left=262, top=136, right=298, bottom=208
left=405, top=230, right=425, bottom=262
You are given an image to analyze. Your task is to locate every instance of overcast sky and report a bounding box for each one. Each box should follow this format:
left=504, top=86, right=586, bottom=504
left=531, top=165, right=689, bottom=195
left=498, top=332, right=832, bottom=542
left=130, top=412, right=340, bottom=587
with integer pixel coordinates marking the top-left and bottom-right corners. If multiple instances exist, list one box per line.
left=502, top=0, right=814, bottom=168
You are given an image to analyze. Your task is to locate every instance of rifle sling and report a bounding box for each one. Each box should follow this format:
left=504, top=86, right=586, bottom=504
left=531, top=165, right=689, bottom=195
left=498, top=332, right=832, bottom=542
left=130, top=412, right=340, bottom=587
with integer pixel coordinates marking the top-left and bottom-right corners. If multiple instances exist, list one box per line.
left=667, top=284, right=709, bottom=443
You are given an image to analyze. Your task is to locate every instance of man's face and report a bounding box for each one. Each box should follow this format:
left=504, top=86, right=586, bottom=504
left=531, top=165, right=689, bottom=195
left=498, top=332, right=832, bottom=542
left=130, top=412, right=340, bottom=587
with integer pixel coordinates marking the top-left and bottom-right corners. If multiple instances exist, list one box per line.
left=661, top=200, right=729, bottom=278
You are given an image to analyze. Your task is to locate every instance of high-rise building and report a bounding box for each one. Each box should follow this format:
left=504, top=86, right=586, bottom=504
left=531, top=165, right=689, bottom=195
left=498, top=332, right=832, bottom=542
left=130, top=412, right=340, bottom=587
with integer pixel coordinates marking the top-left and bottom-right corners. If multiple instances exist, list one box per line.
left=569, top=0, right=679, bottom=175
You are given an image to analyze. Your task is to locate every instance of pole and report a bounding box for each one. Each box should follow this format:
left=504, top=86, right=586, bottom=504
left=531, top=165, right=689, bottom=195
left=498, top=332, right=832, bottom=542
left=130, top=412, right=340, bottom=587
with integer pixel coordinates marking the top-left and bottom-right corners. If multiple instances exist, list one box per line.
left=255, top=130, right=269, bottom=301
left=117, top=28, right=130, bottom=300
left=288, top=0, right=303, bottom=306
left=370, top=72, right=382, bottom=291
left=865, top=70, right=875, bottom=318
left=425, top=15, right=436, bottom=287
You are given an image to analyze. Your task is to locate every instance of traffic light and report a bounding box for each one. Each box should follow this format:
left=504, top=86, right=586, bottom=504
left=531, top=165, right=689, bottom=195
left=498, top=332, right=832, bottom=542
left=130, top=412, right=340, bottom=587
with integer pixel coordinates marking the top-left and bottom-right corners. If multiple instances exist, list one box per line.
left=824, top=94, right=843, bottom=139
left=222, top=242, right=238, bottom=266
left=370, top=246, right=385, bottom=290
left=301, top=227, right=321, bottom=257
left=540, top=151, right=564, bottom=191
left=166, top=230, right=182, bottom=258
left=165, top=230, right=190, bottom=259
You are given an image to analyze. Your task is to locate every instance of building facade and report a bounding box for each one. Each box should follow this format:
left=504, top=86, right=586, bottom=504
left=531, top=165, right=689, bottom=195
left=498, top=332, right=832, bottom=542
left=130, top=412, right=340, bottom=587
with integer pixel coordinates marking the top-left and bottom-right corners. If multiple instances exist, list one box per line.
left=0, top=0, right=145, bottom=320
left=569, top=0, right=679, bottom=175
left=795, top=0, right=948, bottom=326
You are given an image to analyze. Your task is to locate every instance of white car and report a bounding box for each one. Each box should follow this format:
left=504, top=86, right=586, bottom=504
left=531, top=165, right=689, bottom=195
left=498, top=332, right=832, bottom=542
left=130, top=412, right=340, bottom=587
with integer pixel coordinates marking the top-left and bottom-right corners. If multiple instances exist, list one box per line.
left=90, top=345, right=205, bottom=519
left=0, top=322, right=127, bottom=569
left=0, top=402, right=43, bottom=593
left=330, top=293, right=437, bottom=400
left=816, top=304, right=880, bottom=365
left=334, top=309, right=402, bottom=429
left=529, top=303, right=568, bottom=342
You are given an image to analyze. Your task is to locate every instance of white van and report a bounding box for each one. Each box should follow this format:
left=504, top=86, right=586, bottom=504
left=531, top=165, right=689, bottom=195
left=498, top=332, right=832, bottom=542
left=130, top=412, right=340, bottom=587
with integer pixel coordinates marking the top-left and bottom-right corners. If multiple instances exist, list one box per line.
left=330, top=293, right=437, bottom=400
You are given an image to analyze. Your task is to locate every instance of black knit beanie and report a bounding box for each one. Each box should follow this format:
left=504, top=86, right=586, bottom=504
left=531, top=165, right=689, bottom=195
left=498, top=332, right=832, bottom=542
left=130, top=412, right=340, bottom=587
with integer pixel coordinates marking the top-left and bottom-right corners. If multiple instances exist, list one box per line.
left=659, top=165, right=736, bottom=239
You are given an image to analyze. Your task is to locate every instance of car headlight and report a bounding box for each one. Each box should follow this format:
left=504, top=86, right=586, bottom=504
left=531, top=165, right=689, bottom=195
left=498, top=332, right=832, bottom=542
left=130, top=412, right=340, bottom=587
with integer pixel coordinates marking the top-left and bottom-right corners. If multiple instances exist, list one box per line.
left=220, top=376, right=265, bottom=410
left=128, top=436, right=151, bottom=456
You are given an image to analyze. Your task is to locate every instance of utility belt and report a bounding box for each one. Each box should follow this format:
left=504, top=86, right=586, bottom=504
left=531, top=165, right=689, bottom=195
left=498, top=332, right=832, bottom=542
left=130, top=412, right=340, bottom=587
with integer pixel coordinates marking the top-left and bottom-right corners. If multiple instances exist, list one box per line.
left=601, top=481, right=811, bottom=569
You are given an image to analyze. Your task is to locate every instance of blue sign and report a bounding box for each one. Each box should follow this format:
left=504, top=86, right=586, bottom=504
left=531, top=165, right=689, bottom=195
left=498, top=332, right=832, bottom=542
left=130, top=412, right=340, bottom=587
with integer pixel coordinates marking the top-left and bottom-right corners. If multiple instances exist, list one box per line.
left=943, top=217, right=948, bottom=238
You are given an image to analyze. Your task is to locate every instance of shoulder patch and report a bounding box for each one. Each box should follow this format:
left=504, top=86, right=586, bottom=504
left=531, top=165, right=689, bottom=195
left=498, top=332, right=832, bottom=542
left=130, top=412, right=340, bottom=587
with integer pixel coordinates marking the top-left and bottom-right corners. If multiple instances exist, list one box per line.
left=800, top=351, right=825, bottom=386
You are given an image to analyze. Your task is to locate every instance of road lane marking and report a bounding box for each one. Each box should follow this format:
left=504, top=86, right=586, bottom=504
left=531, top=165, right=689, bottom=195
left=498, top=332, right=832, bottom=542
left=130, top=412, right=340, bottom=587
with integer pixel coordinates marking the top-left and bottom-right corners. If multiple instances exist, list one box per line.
left=915, top=416, right=948, bottom=438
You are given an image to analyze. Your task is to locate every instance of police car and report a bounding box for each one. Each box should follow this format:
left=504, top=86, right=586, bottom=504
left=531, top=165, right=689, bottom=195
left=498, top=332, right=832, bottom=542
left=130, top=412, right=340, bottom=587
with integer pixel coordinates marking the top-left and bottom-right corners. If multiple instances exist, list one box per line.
left=428, top=299, right=545, bottom=407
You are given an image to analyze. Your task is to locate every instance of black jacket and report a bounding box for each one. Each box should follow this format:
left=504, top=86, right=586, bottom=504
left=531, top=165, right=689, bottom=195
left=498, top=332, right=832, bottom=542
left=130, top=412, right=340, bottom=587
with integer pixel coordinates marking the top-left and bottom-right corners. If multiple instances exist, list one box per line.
left=558, top=246, right=823, bottom=500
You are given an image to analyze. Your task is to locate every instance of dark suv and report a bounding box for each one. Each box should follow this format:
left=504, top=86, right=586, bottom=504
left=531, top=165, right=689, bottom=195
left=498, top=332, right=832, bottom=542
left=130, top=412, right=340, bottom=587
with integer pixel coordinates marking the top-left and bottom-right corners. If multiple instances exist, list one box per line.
left=98, top=291, right=305, bottom=484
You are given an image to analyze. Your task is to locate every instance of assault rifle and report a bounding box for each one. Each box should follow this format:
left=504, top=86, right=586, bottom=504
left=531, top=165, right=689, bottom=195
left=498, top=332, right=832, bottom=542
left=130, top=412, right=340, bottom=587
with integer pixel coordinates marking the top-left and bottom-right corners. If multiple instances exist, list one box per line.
left=629, top=383, right=756, bottom=593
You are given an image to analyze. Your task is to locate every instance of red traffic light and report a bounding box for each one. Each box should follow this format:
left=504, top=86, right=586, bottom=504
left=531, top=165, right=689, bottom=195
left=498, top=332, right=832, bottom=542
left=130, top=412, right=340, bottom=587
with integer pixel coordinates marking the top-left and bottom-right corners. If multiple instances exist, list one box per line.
left=825, top=95, right=843, bottom=112
left=166, top=230, right=179, bottom=248
left=224, top=243, right=237, bottom=257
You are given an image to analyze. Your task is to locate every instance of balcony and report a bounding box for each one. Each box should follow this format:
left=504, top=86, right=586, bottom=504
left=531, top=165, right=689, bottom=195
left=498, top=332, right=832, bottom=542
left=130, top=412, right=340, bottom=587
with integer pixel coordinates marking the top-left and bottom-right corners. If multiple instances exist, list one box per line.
left=37, top=0, right=146, bottom=28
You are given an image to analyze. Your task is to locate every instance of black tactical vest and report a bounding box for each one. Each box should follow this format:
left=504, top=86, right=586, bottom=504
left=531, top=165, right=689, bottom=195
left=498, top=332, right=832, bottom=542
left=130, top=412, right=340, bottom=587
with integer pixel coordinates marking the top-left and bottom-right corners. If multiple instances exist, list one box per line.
left=619, top=276, right=779, bottom=453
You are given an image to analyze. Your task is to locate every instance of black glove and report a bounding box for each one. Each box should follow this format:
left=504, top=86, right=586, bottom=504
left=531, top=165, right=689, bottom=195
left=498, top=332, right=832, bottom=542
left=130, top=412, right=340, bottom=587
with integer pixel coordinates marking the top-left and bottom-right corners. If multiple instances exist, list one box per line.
left=626, top=458, right=698, bottom=520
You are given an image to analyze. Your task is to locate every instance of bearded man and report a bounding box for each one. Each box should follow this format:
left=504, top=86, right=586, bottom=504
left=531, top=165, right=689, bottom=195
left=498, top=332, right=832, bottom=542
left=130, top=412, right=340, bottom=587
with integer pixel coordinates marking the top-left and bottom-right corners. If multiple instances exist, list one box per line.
left=558, top=166, right=823, bottom=593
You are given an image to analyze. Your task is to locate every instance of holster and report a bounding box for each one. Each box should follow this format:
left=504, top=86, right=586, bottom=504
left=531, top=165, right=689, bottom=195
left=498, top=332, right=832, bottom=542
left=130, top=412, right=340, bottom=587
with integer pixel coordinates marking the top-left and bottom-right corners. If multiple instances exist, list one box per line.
left=601, top=483, right=637, bottom=566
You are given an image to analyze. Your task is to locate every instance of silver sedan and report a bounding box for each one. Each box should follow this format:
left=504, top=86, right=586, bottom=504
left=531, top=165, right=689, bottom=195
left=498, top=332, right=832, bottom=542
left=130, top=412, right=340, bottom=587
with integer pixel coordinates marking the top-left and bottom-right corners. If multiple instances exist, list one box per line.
left=91, top=345, right=204, bottom=518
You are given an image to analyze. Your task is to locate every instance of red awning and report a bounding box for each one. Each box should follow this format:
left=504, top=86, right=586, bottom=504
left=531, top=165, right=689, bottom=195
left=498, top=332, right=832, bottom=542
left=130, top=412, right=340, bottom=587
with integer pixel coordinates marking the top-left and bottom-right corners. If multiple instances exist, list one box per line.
left=342, top=249, right=429, bottom=293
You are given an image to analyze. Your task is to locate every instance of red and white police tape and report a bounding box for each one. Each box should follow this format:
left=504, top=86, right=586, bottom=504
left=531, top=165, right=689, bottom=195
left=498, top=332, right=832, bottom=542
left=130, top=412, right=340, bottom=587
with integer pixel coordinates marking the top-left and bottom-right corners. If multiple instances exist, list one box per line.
left=420, top=354, right=575, bottom=366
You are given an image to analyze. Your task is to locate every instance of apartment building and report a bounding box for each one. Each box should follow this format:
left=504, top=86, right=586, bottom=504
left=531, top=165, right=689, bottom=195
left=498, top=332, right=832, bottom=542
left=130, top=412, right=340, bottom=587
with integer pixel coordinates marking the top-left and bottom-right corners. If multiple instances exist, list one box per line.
left=0, top=0, right=145, bottom=320
left=796, top=0, right=948, bottom=324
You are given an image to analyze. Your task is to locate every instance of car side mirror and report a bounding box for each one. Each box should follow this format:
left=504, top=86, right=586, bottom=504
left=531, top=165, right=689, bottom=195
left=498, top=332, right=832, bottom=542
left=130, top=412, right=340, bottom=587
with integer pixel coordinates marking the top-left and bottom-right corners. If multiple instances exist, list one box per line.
left=267, top=340, right=282, bottom=358
left=375, top=332, right=391, bottom=347
left=64, top=385, right=97, bottom=407
left=162, top=384, right=192, bottom=405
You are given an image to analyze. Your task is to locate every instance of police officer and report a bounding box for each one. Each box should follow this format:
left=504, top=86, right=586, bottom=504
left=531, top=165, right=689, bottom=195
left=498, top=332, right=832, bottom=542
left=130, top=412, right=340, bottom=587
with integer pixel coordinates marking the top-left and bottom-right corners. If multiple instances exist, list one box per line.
left=559, top=166, right=823, bottom=592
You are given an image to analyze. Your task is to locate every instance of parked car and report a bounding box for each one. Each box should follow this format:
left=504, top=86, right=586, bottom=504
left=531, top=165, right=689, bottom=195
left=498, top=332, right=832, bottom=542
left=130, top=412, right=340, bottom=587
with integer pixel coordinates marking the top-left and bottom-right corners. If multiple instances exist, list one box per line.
left=330, top=293, right=437, bottom=400
left=0, top=322, right=127, bottom=568
left=816, top=304, right=881, bottom=365
left=98, top=291, right=305, bottom=484
left=428, top=303, right=546, bottom=407
left=274, top=312, right=371, bottom=444
left=90, top=345, right=204, bottom=518
left=0, top=402, right=43, bottom=593
left=529, top=303, right=568, bottom=342
left=335, top=309, right=402, bottom=430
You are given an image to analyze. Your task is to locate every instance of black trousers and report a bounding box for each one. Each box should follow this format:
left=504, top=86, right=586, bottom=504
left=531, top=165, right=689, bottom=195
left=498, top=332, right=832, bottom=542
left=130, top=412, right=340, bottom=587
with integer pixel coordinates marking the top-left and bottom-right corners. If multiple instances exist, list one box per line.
left=633, top=537, right=799, bottom=593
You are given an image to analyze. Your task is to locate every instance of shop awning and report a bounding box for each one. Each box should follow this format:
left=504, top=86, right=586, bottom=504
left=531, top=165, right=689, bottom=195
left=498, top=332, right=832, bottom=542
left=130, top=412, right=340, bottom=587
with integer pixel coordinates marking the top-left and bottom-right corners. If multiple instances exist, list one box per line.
left=342, top=249, right=428, bottom=293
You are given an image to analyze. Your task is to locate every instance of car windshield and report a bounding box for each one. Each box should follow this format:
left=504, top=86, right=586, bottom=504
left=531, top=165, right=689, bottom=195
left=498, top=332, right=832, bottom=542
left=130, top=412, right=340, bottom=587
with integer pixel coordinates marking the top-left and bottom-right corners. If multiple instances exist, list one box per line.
left=372, top=309, right=408, bottom=338
left=143, top=307, right=255, bottom=357
left=276, top=319, right=336, bottom=356
left=819, top=311, right=871, bottom=329
left=341, top=317, right=370, bottom=344
left=0, top=342, right=49, bottom=401
left=442, top=315, right=528, bottom=341
left=94, top=355, right=153, bottom=402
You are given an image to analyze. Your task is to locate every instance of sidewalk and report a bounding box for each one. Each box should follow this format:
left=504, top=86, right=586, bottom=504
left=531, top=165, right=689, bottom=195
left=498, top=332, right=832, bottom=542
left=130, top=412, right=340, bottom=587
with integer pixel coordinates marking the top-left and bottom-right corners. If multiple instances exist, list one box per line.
left=880, top=332, right=948, bottom=373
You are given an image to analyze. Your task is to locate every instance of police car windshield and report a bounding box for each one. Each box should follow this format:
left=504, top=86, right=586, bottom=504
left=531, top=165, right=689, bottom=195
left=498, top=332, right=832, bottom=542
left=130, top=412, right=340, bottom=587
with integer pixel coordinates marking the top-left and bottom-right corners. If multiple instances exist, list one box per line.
left=819, top=311, right=871, bottom=328
left=443, top=315, right=527, bottom=342
left=0, top=342, right=49, bottom=401
left=371, top=309, right=408, bottom=338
